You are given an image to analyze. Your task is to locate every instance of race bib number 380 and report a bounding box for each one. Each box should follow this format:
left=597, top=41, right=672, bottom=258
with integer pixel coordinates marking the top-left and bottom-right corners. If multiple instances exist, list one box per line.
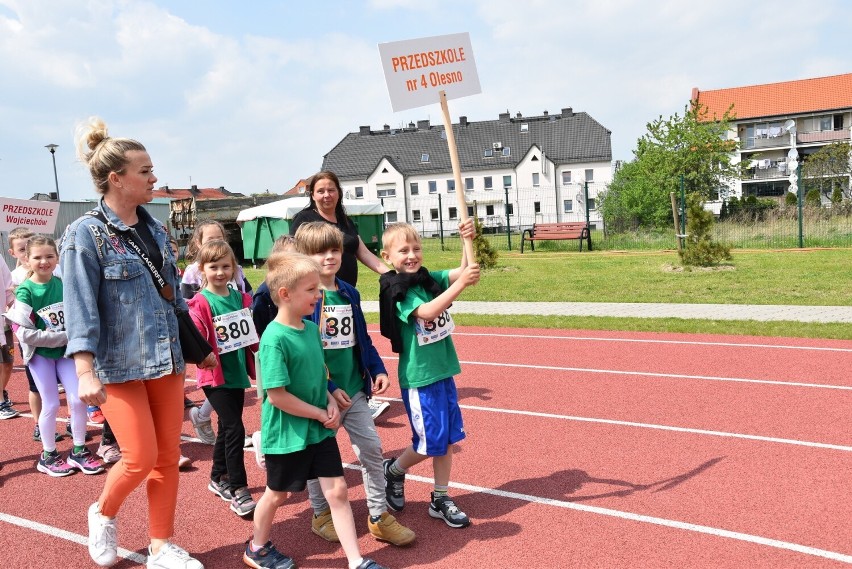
left=37, top=301, right=65, bottom=332
left=414, top=309, right=455, bottom=346
left=212, top=308, right=258, bottom=354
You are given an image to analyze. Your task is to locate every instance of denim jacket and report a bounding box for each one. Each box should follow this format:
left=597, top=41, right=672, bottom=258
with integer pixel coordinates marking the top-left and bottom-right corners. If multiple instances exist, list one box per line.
left=61, top=198, right=187, bottom=384
left=309, top=278, right=387, bottom=398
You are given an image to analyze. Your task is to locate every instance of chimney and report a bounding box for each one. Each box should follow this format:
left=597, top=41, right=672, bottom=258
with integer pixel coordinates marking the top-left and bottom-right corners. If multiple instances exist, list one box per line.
left=562, top=107, right=574, bottom=118
left=359, top=125, right=370, bottom=135
left=543, top=110, right=548, bottom=116
left=408, top=122, right=415, bottom=129
left=190, top=185, right=198, bottom=195
left=417, top=119, right=430, bottom=130
left=383, top=124, right=390, bottom=130
left=459, top=116, right=468, bottom=126
left=516, top=112, right=522, bottom=118
left=498, top=111, right=510, bottom=122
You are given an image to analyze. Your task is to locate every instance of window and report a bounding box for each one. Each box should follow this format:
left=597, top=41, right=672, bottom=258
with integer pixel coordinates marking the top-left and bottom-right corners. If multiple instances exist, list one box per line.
left=354, top=186, right=364, bottom=198
left=412, top=210, right=421, bottom=222
left=562, top=171, right=571, bottom=184
left=428, top=180, right=437, bottom=194
left=484, top=149, right=494, bottom=158
left=484, top=176, right=493, bottom=190
left=448, top=207, right=458, bottom=219
left=421, top=153, right=430, bottom=163
left=532, top=173, right=540, bottom=187
left=563, top=199, right=573, bottom=213
left=385, top=211, right=398, bottom=223
left=410, top=182, right=419, bottom=196
left=465, top=177, right=474, bottom=191
left=585, top=169, right=594, bottom=182
left=502, top=147, right=511, bottom=157
left=447, top=179, right=455, bottom=193
left=503, top=175, right=512, bottom=188
left=520, top=123, right=529, bottom=132
left=534, top=201, right=541, bottom=213
left=587, top=198, right=596, bottom=211
left=376, top=184, right=396, bottom=198
left=506, top=204, right=514, bottom=215
left=430, top=208, right=439, bottom=221
left=486, top=205, right=494, bottom=216
left=467, top=206, right=474, bottom=217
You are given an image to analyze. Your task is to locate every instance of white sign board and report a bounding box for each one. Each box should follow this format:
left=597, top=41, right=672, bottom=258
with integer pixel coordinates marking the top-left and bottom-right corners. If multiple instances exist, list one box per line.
left=378, top=32, right=481, bottom=112
left=0, top=197, right=60, bottom=233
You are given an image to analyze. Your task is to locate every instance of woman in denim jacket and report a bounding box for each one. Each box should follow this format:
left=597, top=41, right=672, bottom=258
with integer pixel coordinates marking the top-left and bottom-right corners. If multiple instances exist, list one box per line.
left=62, top=117, right=214, bottom=569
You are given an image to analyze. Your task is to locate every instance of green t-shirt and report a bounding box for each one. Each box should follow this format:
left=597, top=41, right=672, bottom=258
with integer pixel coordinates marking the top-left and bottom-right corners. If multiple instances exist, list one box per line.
left=396, top=270, right=461, bottom=389
left=320, top=289, right=362, bottom=398
left=15, top=277, right=66, bottom=360
left=201, top=288, right=250, bottom=389
left=259, top=320, right=334, bottom=454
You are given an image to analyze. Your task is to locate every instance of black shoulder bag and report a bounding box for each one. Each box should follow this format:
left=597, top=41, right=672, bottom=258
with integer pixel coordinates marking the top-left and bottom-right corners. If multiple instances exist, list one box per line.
left=85, top=210, right=213, bottom=364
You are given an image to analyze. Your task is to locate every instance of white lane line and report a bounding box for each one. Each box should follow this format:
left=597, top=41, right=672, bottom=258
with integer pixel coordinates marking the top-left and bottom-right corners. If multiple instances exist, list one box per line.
left=0, top=512, right=148, bottom=564
left=342, top=465, right=852, bottom=565
left=367, top=328, right=852, bottom=353
left=380, top=355, right=852, bottom=391
left=376, top=396, right=852, bottom=452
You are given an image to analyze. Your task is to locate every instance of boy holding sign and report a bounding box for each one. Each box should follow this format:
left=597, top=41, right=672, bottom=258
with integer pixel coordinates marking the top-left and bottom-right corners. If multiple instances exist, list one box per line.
left=293, top=222, right=415, bottom=546
left=378, top=219, right=479, bottom=528
left=187, top=240, right=259, bottom=518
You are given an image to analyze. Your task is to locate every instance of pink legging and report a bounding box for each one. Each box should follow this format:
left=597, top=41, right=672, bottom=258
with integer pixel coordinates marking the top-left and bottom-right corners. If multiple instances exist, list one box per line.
left=98, top=371, right=184, bottom=540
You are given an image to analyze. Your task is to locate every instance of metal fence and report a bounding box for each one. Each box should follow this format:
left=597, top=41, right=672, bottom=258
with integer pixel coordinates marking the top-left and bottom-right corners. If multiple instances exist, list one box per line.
left=398, top=186, right=852, bottom=252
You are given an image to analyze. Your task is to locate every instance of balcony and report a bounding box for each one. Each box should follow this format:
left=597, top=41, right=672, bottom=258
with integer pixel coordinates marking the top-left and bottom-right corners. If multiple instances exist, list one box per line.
left=797, top=129, right=850, bottom=144
left=743, top=135, right=789, bottom=150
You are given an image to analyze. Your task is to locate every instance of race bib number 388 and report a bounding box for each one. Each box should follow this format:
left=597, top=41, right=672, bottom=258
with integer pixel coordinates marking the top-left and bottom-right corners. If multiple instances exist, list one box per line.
left=321, top=304, right=357, bottom=349
left=414, top=309, right=455, bottom=346
left=212, top=308, right=258, bottom=354
left=36, top=301, right=65, bottom=332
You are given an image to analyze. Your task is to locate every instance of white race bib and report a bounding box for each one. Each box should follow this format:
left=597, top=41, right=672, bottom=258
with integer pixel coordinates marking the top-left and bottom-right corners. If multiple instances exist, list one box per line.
left=415, top=309, right=455, bottom=346
left=320, top=304, right=357, bottom=349
left=36, top=301, right=65, bottom=332
left=212, top=308, right=258, bottom=354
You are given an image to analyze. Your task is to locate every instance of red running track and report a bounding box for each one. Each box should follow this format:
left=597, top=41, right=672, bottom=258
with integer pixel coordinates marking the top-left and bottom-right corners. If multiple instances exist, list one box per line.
left=1, top=326, right=851, bottom=568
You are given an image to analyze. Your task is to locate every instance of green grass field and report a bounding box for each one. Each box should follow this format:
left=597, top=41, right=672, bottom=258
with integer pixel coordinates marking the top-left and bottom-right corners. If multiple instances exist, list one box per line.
left=243, top=248, right=852, bottom=339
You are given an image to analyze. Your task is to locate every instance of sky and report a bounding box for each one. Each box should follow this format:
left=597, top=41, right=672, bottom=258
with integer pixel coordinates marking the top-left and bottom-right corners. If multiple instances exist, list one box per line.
left=0, top=0, right=850, bottom=202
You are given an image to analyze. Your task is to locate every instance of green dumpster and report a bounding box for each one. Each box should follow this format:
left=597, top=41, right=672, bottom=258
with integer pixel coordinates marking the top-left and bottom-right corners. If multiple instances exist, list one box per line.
left=238, top=197, right=384, bottom=265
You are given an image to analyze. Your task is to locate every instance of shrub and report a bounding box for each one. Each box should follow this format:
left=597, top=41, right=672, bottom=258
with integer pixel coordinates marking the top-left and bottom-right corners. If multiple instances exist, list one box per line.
left=805, top=189, right=822, bottom=208
left=679, top=193, right=731, bottom=267
left=472, top=218, right=498, bottom=269
left=785, top=191, right=798, bottom=206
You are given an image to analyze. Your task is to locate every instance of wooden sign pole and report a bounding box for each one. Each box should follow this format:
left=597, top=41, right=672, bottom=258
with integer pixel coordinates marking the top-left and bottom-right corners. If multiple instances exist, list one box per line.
left=439, top=90, right=475, bottom=264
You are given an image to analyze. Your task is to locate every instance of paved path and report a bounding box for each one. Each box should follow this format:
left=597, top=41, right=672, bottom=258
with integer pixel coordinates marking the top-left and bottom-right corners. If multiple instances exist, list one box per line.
left=360, top=301, right=852, bottom=323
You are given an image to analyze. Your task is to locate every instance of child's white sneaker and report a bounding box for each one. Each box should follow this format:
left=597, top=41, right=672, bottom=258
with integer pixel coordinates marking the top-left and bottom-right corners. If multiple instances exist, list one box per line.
left=88, top=502, right=118, bottom=567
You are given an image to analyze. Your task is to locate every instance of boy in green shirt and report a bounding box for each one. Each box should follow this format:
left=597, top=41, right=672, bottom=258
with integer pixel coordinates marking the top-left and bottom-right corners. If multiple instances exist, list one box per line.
left=378, top=219, right=479, bottom=528
left=244, top=252, right=387, bottom=569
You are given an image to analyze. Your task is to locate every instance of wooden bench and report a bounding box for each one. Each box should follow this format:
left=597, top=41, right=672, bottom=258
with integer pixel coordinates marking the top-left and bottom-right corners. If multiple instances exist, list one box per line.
left=520, top=222, right=592, bottom=253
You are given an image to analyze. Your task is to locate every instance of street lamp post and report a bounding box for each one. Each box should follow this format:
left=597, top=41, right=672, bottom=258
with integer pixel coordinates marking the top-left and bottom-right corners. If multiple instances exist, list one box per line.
left=45, top=144, right=60, bottom=202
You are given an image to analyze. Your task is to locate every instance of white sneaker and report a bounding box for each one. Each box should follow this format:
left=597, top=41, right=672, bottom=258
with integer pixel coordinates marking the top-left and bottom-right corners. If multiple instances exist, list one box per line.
left=88, top=502, right=118, bottom=567
left=251, top=431, right=265, bottom=470
left=368, top=398, right=391, bottom=420
left=189, top=406, right=215, bottom=445
left=146, top=542, right=203, bottom=569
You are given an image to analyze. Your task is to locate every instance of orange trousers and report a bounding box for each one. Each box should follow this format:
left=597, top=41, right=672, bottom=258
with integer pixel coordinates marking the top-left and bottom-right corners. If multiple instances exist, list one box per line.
left=98, top=371, right=184, bottom=540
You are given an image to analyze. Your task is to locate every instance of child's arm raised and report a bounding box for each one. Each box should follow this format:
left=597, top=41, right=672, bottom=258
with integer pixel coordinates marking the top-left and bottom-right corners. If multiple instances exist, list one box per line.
left=447, top=217, right=477, bottom=284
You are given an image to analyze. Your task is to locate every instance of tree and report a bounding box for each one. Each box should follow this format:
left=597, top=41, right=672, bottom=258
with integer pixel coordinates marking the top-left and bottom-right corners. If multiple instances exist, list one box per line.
left=679, top=192, right=731, bottom=267
left=801, top=141, right=852, bottom=201
left=472, top=217, right=498, bottom=269
left=601, top=101, right=741, bottom=231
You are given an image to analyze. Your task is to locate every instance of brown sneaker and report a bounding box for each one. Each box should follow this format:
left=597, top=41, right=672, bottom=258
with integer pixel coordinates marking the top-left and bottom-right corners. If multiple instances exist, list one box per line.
left=368, top=512, right=416, bottom=546
left=311, top=508, right=339, bottom=542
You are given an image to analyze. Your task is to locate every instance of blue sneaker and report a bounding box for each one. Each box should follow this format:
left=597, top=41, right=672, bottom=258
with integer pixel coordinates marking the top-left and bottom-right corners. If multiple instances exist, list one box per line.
left=242, top=540, right=295, bottom=569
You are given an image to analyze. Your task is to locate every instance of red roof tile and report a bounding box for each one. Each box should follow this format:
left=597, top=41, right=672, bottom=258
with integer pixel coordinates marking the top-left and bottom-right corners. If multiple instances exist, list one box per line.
left=692, top=73, right=852, bottom=121
left=151, top=187, right=235, bottom=200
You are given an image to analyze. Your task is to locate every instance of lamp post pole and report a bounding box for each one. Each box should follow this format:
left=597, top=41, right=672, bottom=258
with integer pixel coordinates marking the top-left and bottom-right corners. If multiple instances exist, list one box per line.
left=45, top=144, right=60, bottom=202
